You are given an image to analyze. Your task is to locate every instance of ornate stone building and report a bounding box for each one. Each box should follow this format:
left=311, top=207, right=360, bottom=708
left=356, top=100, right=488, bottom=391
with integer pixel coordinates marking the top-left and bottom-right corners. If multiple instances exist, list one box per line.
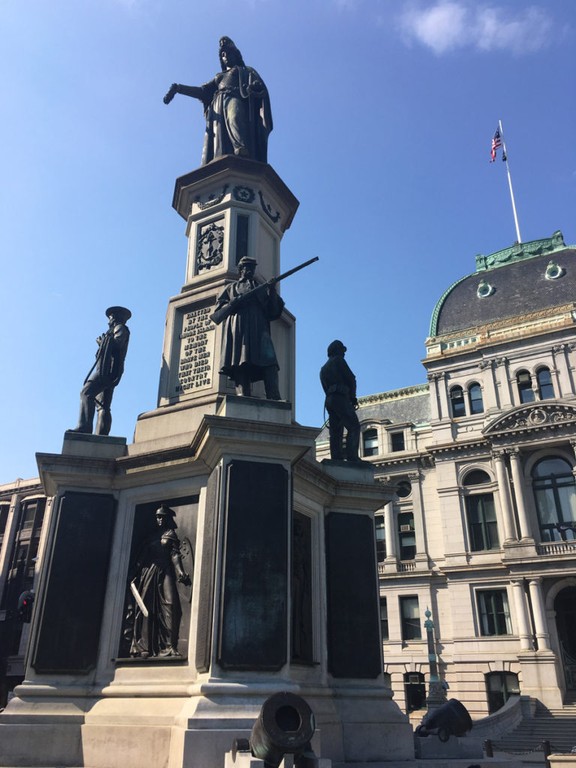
left=0, top=478, right=47, bottom=707
left=318, top=230, right=576, bottom=719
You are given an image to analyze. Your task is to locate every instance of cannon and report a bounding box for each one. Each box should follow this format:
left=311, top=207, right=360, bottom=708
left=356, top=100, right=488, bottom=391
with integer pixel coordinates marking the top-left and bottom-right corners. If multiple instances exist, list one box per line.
left=232, top=691, right=317, bottom=767
left=415, top=699, right=473, bottom=743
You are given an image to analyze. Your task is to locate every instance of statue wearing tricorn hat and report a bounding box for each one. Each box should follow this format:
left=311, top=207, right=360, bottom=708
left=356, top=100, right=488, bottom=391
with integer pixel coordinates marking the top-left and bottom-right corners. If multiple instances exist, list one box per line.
left=71, top=306, right=131, bottom=435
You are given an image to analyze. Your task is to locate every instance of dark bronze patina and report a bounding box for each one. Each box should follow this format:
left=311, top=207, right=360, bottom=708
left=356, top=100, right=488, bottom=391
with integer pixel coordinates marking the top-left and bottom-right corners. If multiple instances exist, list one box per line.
left=163, top=37, right=272, bottom=165
left=320, top=340, right=361, bottom=461
left=70, top=306, right=131, bottom=436
left=128, top=505, right=191, bottom=659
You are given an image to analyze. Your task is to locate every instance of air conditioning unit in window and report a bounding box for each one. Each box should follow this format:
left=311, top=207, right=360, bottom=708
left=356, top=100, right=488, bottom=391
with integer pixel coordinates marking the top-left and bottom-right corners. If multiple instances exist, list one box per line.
left=400, top=525, right=412, bottom=532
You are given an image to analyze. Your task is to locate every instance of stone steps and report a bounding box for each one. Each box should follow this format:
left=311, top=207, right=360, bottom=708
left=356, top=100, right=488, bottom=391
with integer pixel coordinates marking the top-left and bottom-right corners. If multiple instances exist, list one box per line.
left=492, top=713, right=576, bottom=754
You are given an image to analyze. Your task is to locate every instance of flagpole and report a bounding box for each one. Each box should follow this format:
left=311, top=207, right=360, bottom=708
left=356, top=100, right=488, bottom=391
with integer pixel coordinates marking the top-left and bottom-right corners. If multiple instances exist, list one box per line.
left=498, top=119, right=522, bottom=244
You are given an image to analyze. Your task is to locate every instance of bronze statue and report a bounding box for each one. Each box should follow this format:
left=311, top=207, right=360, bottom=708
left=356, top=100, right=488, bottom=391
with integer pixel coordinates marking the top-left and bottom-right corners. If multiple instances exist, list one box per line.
left=71, top=306, right=131, bottom=436
left=129, top=505, right=191, bottom=659
left=211, top=257, right=283, bottom=399
left=163, top=36, right=272, bottom=165
left=320, top=340, right=361, bottom=461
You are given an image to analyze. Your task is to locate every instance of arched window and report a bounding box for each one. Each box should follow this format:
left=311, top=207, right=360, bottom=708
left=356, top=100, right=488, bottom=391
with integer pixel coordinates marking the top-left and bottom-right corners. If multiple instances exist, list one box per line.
left=362, top=428, right=378, bottom=457
left=517, top=370, right=535, bottom=404
left=536, top=367, right=554, bottom=400
left=468, top=382, right=484, bottom=414
left=463, top=469, right=499, bottom=551
left=450, top=385, right=466, bottom=417
left=486, top=672, right=520, bottom=714
left=532, top=457, right=576, bottom=541
left=463, top=469, right=491, bottom=486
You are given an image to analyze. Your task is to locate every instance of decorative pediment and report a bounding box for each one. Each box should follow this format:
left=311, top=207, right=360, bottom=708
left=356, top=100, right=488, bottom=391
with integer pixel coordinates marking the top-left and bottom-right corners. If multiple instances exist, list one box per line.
left=483, top=402, right=576, bottom=437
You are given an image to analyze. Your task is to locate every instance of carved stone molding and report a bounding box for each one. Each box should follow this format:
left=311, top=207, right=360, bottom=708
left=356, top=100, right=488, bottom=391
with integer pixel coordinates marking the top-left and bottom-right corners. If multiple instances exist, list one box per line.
left=233, top=185, right=255, bottom=204
left=196, top=221, right=224, bottom=272
left=258, top=190, right=280, bottom=223
left=194, top=184, right=229, bottom=210
left=484, top=402, right=576, bottom=438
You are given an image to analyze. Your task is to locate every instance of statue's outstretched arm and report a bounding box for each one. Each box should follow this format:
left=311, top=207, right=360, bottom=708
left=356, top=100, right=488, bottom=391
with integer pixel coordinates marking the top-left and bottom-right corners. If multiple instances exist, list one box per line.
left=163, top=83, right=204, bottom=104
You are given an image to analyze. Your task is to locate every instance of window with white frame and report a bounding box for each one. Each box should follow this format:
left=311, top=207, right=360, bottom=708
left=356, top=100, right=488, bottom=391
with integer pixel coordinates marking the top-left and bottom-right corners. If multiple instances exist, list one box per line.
left=400, top=595, right=422, bottom=641
left=450, top=385, right=466, bottom=417
left=517, top=370, right=535, bottom=404
left=532, top=456, right=576, bottom=542
left=462, top=469, right=499, bottom=552
left=477, top=589, right=512, bottom=636
left=536, top=367, right=554, bottom=400
left=362, top=428, right=378, bottom=457
left=468, top=382, right=484, bottom=414
left=375, top=515, right=386, bottom=562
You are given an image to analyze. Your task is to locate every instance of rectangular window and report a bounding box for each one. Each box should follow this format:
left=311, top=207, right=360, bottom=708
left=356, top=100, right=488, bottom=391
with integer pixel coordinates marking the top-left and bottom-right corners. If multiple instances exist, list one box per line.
left=400, top=595, right=421, bottom=641
left=375, top=516, right=386, bottom=562
left=380, top=597, right=389, bottom=640
left=477, top=589, right=512, bottom=636
left=466, top=494, right=499, bottom=551
left=398, top=512, right=415, bottom=561
left=0, top=503, right=9, bottom=542
left=363, top=429, right=378, bottom=457
left=391, top=431, right=405, bottom=452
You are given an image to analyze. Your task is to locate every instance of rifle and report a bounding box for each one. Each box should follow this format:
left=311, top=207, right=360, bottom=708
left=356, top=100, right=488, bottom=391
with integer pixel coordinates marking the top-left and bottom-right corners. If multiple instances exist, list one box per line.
left=210, top=256, right=319, bottom=325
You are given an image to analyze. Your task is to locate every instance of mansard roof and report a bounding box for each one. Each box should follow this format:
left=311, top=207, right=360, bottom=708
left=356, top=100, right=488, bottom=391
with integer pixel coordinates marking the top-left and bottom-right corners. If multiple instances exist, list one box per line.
left=430, top=231, right=576, bottom=337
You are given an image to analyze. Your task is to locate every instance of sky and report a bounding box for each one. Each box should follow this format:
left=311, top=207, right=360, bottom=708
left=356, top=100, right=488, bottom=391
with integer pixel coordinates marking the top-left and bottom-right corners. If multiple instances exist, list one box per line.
left=1, top=0, right=575, bottom=483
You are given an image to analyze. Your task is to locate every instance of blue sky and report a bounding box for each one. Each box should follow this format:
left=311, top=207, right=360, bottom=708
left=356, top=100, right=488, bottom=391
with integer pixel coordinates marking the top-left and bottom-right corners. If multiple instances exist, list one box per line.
left=1, top=0, right=575, bottom=482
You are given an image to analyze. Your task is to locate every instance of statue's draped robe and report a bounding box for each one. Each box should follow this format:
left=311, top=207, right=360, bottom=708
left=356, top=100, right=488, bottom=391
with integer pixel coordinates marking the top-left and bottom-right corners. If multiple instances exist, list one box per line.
left=199, top=66, right=272, bottom=164
left=215, top=278, right=284, bottom=385
left=130, top=529, right=183, bottom=657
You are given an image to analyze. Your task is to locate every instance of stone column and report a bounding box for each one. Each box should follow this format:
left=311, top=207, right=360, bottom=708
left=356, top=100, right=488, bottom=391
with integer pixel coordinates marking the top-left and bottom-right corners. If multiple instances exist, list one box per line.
left=496, top=357, right=513, bottom=408
left=528, top=578, right=551, bottom=651
left=552, top=344, right=572, bottom=397
left=409, top=471, right=427, bottom=561
left=492, top=450, right=516, bottom=541
left=511, top=580, right=533, bottom=650
left=508, top=449, right=532, bottom=540
left=436, top=372, right=450, bottom=420
left=427, top=374, right=441, bottom=421
left=479, top=359, right=498, bottom=410
left=384, top=501, right=398, bottom=562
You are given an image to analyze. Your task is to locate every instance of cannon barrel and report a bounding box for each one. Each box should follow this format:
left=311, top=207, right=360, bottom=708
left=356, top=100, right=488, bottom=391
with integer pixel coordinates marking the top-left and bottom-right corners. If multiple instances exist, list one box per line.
left=250, top=692, right=315, bottom=768
left=416, top=699, right=472, bottom=741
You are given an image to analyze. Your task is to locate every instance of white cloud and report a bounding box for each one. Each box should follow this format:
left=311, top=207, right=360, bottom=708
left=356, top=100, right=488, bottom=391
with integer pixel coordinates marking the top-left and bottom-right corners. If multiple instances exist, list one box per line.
left=398, top=2, right=554, bottom=55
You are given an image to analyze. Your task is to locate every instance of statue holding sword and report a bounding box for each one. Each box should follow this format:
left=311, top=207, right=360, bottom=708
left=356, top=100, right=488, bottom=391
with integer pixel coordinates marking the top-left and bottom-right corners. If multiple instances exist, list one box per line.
left=211, top=256, right=318, bottom=399
left=129, top=504, right=191, bottom=659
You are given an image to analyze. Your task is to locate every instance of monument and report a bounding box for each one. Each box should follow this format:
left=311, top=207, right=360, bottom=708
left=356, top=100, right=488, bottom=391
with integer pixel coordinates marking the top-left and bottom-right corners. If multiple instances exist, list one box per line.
left=0, top=39, right=414, bottom=768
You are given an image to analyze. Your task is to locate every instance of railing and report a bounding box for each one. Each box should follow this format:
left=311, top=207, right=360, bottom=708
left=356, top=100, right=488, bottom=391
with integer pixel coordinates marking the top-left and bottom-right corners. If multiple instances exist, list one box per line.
left=536, top=541, right=576, bottom=556
left=398, top=561, right=417, bottom=572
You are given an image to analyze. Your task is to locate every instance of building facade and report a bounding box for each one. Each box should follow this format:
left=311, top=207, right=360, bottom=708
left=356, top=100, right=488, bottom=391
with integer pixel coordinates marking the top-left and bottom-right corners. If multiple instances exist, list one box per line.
left=318, top=231, right=576, bottom=719
left=0, top=479, right=48, bottom=707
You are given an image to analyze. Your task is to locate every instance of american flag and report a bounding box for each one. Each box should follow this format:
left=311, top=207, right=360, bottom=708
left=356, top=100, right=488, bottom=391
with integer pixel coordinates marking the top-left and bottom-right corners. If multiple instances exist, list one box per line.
left=490, top=129, right=502, bottom=162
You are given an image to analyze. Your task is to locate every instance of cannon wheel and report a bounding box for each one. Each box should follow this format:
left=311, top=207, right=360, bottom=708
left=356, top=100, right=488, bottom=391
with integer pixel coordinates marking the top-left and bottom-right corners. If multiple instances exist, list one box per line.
left=438, top=727, right=450, bottom=743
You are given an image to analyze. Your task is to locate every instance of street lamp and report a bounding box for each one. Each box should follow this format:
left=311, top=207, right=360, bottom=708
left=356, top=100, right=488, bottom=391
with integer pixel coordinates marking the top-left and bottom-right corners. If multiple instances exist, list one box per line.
left=424, top=607, right=447, bottom=711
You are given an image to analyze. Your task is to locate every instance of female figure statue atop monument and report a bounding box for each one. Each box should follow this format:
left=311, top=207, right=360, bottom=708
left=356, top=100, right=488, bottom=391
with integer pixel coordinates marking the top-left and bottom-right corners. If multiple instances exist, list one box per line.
left=129, top=505, right=191, bottom=658
left=163, top=36, right=273, bottom=165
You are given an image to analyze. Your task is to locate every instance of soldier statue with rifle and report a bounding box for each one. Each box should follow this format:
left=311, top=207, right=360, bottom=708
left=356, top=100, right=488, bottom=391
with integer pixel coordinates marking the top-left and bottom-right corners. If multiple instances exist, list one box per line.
left=211, top=257, right=317, bottom=400
left=70, top=306, right=131, bottom=435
